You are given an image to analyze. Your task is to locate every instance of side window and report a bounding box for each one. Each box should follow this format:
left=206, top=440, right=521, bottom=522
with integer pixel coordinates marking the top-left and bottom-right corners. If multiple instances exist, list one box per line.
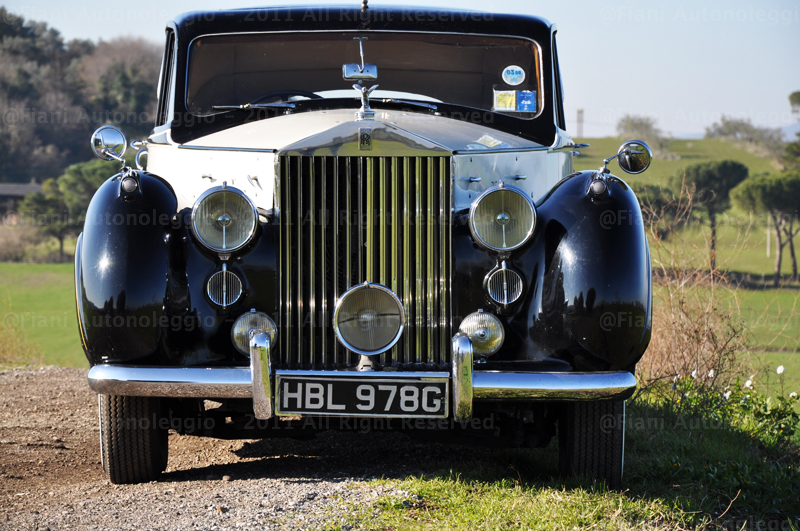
left=552, top=33, right=566, bottom=131
left=155, top=29, right=175, bottom=127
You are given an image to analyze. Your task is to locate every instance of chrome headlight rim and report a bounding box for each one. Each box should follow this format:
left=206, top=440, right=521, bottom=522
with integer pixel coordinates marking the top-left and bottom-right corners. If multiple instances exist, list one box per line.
left=231, top=310, right=277, bottom=356
left=332, top=282, right=406, bottom=356
left=468, top=184, right=537, bottom=253
left=190, top=185, right=258, bottom=254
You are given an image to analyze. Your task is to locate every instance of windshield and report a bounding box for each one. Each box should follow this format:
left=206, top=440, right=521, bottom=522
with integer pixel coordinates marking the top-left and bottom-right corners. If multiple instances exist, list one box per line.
left=185, top=32, right=542, bottom=118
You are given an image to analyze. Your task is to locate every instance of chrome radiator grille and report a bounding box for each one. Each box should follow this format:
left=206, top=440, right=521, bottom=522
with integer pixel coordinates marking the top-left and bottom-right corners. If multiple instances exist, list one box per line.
left=278, top=155, right=452, bottom=370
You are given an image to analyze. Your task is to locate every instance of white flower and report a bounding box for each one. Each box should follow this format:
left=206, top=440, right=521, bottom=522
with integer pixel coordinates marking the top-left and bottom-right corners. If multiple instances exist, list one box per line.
left=749, top=374, right=755, bottom=380
left=777, top=365, right=785, bottom=375
left=723, top=391, right=732, bottom=400
left=708, top=369, right=715, bottom=378
left=745, top=380, right=753, bottom=388
left=790, top=392, right=797, bottom=399
left=691, top=370, right=698, bottom=379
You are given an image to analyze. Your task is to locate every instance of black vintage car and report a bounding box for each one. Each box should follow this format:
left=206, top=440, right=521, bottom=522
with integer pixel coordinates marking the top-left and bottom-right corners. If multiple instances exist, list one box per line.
left=77, top=4, right=652, bottom=487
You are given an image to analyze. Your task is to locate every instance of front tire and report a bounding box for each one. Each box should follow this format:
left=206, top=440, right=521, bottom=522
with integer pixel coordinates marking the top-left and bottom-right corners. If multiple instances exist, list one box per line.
left=99, top=395, right=169, bottom=484
left=558, top=400, right=625, bottom=489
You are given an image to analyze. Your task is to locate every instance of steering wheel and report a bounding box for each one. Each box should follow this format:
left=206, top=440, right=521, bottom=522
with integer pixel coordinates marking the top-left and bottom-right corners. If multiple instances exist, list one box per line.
left=249, top=90, right=323, bottom=105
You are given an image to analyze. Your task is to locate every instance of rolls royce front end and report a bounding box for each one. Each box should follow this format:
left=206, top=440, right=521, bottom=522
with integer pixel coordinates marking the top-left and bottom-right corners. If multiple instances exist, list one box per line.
left=76, top=5, right=652, bottom=488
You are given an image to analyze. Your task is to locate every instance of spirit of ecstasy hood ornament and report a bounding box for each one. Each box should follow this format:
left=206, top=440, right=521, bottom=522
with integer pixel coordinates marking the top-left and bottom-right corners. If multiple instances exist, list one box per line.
left=353, top=83, right=379, bottom=121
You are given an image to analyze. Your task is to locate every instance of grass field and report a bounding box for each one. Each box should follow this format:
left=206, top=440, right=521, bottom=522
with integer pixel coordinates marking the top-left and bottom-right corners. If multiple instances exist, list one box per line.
left=574, top=137, right=781, bottom=186
left=0, top=262, right=85, bottom=367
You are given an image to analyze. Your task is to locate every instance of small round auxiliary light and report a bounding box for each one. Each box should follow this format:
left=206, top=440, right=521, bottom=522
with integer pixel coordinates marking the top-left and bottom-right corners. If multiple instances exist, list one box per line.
left=333, top=283, right=405, bottom=356
left=231, top=310, right=277, bottom=356
left=459, top=310, right=505, bottom=357
left=121, top=176, right=138, bottom=193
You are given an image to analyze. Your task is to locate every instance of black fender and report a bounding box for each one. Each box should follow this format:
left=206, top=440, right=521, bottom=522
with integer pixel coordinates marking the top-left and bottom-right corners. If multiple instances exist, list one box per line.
left=453, top=171, right=651, bottom=371
left=76, top=171, right=177, bottom=366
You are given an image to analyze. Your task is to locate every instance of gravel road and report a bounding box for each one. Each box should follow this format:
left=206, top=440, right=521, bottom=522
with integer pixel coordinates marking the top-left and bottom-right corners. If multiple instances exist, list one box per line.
left=9, top=366, right=795, bottom=529
left=0, top=366, right=496, bottom=531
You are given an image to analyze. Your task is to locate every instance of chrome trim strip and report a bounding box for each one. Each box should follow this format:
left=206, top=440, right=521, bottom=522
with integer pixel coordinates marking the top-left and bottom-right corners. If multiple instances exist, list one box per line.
left=390, top=157, right=399, bottom=365
left=439, top=158, right=448, bottom=363
left=366, top=158, right=374, bottom=282
left=87, top=365, right=252, bottom=398
left=451, top=146, right=550, bottom=155
left=378, top=156, right=387, bottom=366
left=415, top=157, right=423, bottom=364
left=427, top=157, right=435, bottom=364
left=297, top=156, right=303, bottom=364
left=333, top=157, right=340, bottom=365
left=452, top=334, right=473, bottom=422
left=250, top=330, right=273, bottom=419
left=403, top=157, right=411, bottom=366
left=309, top=157, right=316, bottom=366
left=321, top=158, right=328, bottom=366
left=177, top=145, right=277, bottom=153
left=472, top=371, right=637, bottom=400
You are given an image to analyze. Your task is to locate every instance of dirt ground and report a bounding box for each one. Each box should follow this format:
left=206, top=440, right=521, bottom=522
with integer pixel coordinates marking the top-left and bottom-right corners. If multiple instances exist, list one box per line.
left=0, top=366, right=474, bottom=531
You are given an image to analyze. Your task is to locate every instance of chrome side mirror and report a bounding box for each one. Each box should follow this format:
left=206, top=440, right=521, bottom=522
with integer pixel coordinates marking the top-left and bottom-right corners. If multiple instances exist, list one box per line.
left=616, top=140, right=652, bottom=174
left=598, top=140, right=652, bottom=175
left=91, top=126, right=127, bottom=162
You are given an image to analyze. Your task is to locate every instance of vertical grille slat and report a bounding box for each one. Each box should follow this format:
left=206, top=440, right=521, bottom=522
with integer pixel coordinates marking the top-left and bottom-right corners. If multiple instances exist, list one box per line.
left=279, top=154, right=451, bottom=370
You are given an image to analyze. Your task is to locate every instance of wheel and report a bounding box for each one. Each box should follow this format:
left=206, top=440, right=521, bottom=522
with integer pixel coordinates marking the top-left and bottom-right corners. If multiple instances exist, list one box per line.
left=558, top=400, right=625, bottom=489
left=99, top=395, right=169, bottom=484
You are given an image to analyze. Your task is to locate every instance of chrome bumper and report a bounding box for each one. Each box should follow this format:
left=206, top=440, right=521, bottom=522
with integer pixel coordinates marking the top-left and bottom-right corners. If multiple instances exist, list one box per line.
left=88, top=336, right=637, bottom=420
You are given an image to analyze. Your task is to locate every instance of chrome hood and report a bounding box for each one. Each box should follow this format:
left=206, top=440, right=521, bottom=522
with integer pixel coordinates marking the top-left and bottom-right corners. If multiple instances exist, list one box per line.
left=184, top=109, right=545, bottom=154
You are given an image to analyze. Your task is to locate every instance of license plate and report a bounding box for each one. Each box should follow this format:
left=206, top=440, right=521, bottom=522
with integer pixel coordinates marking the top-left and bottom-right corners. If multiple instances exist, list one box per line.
left=275, top=374, right=449, bottom=418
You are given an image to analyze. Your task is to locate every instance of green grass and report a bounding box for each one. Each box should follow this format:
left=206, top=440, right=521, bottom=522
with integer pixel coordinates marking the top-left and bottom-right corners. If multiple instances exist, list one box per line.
left=574, top=137, right=781, bottom=186
left=322, top=393, right=800, bottom=530
left=0, top=262, right=86, bottom=367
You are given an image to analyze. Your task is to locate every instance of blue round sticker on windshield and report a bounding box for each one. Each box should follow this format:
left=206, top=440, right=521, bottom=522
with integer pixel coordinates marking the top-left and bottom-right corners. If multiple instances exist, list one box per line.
left=502, top=66, right=526, bottom=86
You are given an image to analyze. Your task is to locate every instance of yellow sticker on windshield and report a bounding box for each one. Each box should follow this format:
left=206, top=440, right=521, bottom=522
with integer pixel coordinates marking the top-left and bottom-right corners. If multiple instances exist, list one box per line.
left=493, top=90, right=516, bottom=112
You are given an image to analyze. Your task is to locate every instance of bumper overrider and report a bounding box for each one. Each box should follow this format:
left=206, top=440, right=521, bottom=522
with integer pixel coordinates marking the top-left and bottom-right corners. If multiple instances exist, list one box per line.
left=87, top=332, right=637, bottom=421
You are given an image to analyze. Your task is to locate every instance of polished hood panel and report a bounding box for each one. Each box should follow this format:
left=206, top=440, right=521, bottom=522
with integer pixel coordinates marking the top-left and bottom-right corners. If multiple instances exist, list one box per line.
left=185, top=109, right=544, bottom=153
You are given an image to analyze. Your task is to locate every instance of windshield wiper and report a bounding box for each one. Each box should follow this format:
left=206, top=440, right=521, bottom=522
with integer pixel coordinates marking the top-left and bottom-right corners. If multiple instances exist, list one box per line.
left=376, top=99, right=437, bottom=111
left=212, top=102, right=295, bottom=110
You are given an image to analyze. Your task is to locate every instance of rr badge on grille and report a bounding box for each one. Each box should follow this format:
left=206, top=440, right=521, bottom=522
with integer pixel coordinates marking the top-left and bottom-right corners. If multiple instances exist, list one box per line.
left=359, top=128, right=372, bottom=151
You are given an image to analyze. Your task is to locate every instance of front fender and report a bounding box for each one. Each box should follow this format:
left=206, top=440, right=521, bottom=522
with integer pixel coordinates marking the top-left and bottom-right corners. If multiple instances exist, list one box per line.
left=76, top=171, right=177, bottom=366
left=532, top=171, right=652, bottom=370
left=452, top=171, right=652, bottom=372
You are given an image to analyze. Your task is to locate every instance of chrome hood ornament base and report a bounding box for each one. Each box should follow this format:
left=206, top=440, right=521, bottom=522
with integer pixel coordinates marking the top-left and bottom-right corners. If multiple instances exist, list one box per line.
left=353, top=83, right=379, bottom=121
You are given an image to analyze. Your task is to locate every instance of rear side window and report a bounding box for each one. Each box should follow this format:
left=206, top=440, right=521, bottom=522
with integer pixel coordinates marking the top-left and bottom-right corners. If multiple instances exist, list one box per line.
left=156, top=29, right=175, bottom=126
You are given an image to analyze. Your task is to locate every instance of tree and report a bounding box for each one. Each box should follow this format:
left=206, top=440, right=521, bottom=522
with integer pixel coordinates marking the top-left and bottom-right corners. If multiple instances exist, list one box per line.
left=18, top=178, right=72, bottom=262
left=790, top=91, right=800, bottom=117
left=616, top=114, right=672, bottom=158
left=731, top=172, right=800, bottom=285
left=669, top=160, right=749, bottom=272
left=58, top=158, right=117, bottom=220
left=705, top=116, right=784, bottom=162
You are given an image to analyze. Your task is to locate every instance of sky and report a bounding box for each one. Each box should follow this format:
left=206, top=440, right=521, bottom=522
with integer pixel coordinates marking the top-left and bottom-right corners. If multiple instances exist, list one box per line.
left=4, top=0, right=799, bottom=138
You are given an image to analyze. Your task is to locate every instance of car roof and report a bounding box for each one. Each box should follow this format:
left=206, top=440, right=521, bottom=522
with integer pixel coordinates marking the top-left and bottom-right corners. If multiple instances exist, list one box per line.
left=170, top=5, right=553, bottom=42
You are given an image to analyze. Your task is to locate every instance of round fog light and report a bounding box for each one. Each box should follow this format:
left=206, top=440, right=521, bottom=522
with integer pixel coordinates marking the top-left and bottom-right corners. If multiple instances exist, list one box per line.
left=232, top=310, right=276, bottom=356
left=459, top=311, right=505, bottom=356
left=333, top=283, right=405, bottom=355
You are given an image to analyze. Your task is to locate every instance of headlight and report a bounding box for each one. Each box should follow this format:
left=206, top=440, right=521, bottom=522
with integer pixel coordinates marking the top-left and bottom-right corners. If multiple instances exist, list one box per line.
left=333, top=283, right=405, bottom=355
left=191, top=185, right=257, bottom=253
left=469, top=184, right=536, bottom=252
left=459, top=310, right=505, bottom=356
left=231, top=310, right=277, bottom=355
